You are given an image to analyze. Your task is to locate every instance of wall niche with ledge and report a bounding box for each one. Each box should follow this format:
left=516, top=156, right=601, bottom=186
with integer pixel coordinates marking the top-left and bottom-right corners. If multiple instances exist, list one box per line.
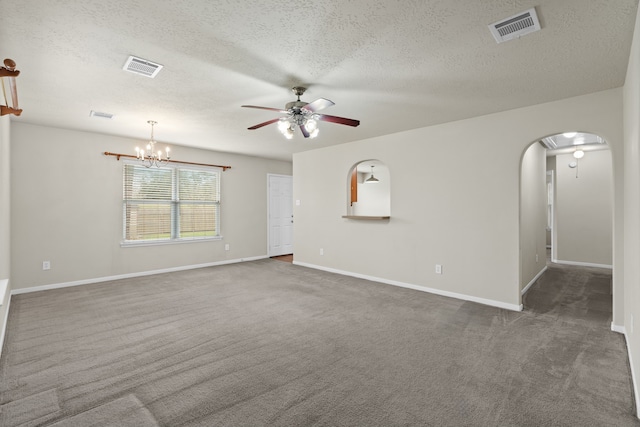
left=344, top=160, right=390, bottom=219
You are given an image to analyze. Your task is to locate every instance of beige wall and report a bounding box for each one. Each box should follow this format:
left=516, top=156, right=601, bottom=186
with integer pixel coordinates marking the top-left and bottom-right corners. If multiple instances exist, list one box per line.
left=294, top=88, right=623, bottom=310
left=520, top=142, right=547, bottom=291
left=623, top=0, right=640, bottom=409
left=10, top=123, right=292, bottom=290
left=555, top=150, right=613, bottom=266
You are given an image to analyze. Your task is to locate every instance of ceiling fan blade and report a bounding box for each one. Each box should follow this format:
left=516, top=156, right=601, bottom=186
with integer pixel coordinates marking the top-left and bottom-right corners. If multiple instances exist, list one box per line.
left=242, top=105, right=288, bottom=114
left=316, top=114, right=360, bottom=127
left=299, top=124, right=310, bottom=138
left=248, top=118, right=280, bottom=130
left=302, top=98, right=335, bottom=113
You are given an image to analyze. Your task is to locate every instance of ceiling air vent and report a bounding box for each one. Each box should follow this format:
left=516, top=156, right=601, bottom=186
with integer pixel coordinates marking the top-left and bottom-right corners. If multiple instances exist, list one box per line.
left=89, top=110, right=114, bottom=119
left=122, top=55, right=163, bottom=78
left=489, top=8, right=541, bottom=43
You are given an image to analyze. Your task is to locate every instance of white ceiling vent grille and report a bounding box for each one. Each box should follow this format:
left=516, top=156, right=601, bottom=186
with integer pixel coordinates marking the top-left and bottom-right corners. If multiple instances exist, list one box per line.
left=489, top=8, right=541, bottom=43
left=89, top=110, right=114, bottom=119
left=122, top=55, right=163, bottom=78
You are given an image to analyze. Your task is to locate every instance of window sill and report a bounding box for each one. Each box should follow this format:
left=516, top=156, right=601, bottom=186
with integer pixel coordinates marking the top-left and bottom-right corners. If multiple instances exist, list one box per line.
left=342, top=215, right=390, bottom=220
left=121, top=236, right=223, bottom=248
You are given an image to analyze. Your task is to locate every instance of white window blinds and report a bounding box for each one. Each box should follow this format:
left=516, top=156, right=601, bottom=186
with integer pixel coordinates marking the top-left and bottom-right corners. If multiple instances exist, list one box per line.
left=123, top=163, right=220, bottom=242
left=177, top=169, right=219, bottom=239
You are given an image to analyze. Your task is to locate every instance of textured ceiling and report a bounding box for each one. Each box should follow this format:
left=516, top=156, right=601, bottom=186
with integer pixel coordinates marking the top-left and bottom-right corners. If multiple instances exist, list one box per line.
left=0, top=0, right=637, bottom=161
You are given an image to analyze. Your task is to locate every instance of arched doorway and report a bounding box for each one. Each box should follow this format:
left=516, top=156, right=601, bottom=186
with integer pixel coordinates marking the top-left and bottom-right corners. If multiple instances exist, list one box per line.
left=520, top=132, right=613, bottom=305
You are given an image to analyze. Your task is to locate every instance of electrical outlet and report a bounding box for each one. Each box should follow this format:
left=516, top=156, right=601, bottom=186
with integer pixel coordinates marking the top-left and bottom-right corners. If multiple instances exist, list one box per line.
left=42, top=261, right=51, bottom=270
left=435, top=264, right=442, bottom=274
left=536, top=254, right=539, bottom=263
left=320, top=248, right=324, bottom=256
left=225, top=243, right=230, bottom=251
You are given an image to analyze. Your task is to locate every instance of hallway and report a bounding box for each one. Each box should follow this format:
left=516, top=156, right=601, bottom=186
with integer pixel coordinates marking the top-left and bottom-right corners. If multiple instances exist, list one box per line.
left=525, top=259, right=612, bottom=326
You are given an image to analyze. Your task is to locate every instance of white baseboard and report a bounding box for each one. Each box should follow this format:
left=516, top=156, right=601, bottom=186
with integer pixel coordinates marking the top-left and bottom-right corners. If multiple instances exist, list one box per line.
left=552, top=259, right=612, bottom=269
left=0, top=279, right=10, bottom=359
left=11, top=256, right=269, bottom=295
left=618, top=327, right=640, bottom=418
left=521, top=266, right=548, bottom=296
left=612, top=323, right=626, bottom=334
left=293, top=261, right=523, bottom=312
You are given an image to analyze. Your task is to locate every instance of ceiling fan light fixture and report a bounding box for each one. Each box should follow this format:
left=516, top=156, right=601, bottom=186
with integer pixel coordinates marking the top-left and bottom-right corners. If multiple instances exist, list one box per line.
left=242, top=87, right=360, bottom=139
left=306, top=119, right=317, bottom=132
left=278, top=119, right=294, bottom=139
left=306, top=118, right=319, bottom=138
left=573, top=149, right=585, bottom=159
left=278, top=118, right=290, bottom=132
left=284, top=129, right=294, bottom=139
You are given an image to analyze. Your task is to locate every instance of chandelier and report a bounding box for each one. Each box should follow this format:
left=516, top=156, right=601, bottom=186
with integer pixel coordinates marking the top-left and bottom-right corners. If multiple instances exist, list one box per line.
left=135, top=120, right=170, bottom=168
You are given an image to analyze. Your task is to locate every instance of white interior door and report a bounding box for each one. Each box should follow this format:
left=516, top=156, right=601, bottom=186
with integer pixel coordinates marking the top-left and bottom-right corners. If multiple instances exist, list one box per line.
left=268, top=174, right=293, bottom=256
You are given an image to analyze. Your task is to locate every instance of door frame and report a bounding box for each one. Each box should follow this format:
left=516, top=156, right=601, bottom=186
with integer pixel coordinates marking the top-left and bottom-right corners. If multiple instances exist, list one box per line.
left=547, top=169, right=556, bottom=262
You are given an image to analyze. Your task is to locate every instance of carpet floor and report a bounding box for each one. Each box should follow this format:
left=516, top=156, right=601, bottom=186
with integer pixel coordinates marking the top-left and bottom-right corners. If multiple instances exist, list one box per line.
left=0, top=260, right=637, bottom=426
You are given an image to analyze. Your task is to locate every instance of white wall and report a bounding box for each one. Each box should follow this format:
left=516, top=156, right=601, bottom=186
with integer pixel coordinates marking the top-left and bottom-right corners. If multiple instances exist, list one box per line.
left=555, top=150, right=613, bottom=267
left=10, top=123, right=292, bottom=290
left=520, top=142, right=547, bottom=291
left=623, top=0, right=640, bottom=409
left=0, top=115, right=11, bottom=351
left=0, top=117, right=9, bottom=281
left=294, top=88, right=623, bottom=310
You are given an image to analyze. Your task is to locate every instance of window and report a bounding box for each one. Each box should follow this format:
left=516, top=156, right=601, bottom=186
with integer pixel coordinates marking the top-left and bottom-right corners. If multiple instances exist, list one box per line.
left=123, top=163, right=220, bottom=244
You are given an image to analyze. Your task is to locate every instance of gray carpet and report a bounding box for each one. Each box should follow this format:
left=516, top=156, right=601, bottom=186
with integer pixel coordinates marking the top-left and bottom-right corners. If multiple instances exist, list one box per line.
left=0, top=259, right=637, bottom=426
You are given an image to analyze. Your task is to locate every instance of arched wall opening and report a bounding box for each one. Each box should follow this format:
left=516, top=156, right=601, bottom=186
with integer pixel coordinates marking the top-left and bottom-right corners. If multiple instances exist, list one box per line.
left=346, top=160, right=390, bottom=217
left=519, top=132, right=613, bottom=307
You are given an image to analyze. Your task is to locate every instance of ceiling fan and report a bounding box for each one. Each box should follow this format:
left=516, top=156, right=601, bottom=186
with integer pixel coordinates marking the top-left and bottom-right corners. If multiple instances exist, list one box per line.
left=242, top=87, right=360, bottom=139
